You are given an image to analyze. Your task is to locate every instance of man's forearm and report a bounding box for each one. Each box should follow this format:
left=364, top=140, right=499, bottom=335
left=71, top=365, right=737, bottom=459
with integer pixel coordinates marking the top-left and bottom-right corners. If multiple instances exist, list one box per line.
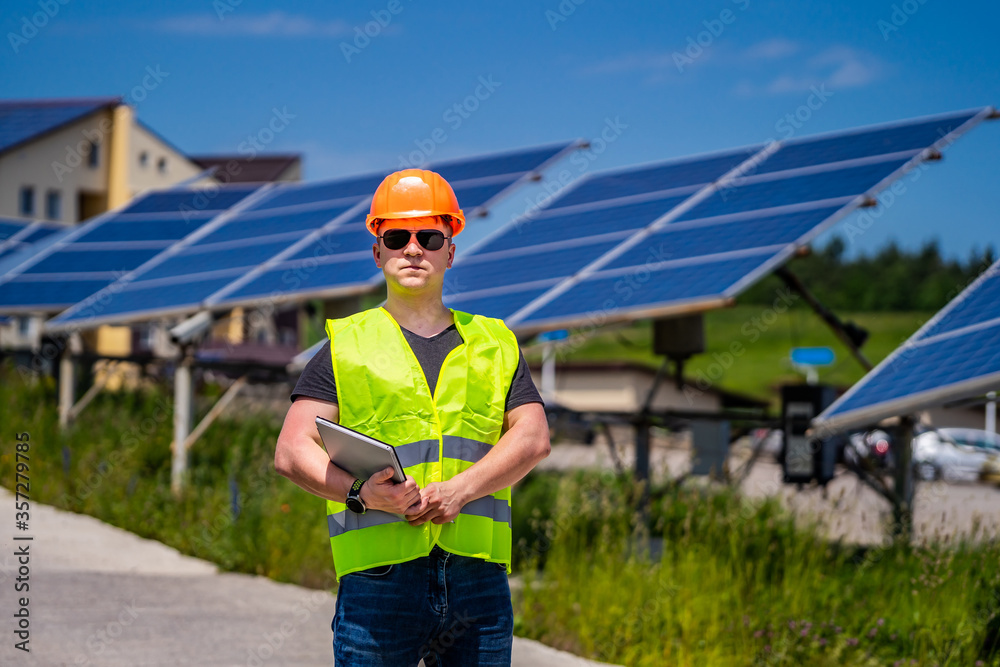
left=448, top=407, right=550, bottom=504
left=275, top=435, right=355, bottom=503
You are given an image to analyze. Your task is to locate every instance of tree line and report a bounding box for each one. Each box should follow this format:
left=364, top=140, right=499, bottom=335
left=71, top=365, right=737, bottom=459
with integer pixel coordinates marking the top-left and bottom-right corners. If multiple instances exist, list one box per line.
left=741, top=236, right=997, bottom=312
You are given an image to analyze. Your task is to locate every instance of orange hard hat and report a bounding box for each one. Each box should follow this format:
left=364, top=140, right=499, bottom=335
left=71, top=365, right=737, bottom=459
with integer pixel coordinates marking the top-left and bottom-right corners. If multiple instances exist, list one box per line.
left=366, top=169, right=465, bottom=237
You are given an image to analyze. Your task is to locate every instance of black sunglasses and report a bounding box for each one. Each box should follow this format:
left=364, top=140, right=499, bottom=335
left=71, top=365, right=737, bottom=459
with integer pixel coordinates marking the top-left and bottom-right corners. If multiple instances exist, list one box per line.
left=379, top=229, right=450, bottom=251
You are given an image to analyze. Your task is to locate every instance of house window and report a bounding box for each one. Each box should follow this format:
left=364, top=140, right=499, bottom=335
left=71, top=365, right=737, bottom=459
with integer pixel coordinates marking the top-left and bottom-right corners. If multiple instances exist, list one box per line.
left=87, top=141, right=99, bottom=168
left=19, top=186, right=34, bottom=216
left=45, top=190, right=61, bottom=220
left=157, top=157, right=167, bottom=174
left=18, top=317, right=31, bottom=337
left=139, top=151, right=149, bottom=167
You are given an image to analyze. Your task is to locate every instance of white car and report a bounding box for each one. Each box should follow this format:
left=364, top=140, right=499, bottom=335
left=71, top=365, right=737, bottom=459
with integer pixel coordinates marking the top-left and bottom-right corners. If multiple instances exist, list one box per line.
left=912, top=428, right=1000, bottom=482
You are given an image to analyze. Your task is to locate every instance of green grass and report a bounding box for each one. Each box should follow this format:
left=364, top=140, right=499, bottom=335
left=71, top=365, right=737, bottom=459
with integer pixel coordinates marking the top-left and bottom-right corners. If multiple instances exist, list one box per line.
left=526, top=304, right=933, bottom=408
left=0, top=363, right=336, bottom=589
left=515, top=471, right=1000, bottom=666
left=4, top=362, right=998, bottom=665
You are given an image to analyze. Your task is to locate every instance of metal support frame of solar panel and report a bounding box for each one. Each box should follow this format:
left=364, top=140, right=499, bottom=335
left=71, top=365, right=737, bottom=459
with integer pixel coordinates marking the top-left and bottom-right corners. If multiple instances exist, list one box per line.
left=442, top=107, right=994, bottom=335
left=0, top=185, right=261, bottom=315
left=813, top=258, right=1000, bottom=434
left=45, top=142, right=580, bottom=331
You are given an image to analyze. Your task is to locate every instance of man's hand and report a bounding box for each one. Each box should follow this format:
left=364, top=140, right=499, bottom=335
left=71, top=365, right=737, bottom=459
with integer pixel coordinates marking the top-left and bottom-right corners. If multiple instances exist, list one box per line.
left=404, top=480, right=468, bottom=526
left=359, top=467, right=421, bottom=514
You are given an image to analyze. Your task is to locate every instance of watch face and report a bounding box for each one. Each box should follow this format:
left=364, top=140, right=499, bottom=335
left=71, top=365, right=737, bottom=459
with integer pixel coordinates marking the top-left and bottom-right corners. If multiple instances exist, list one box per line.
left=346, top=497, right=365, bottom=514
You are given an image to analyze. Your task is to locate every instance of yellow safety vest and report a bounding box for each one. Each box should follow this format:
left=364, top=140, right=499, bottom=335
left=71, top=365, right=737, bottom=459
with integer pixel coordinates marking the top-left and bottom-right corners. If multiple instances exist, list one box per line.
left=325, top=307, right=520, bottom=579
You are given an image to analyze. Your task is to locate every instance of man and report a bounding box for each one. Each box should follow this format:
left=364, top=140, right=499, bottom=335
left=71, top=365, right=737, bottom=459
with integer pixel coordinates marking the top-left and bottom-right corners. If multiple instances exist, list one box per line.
left=274, top=168, right=551, bottom=666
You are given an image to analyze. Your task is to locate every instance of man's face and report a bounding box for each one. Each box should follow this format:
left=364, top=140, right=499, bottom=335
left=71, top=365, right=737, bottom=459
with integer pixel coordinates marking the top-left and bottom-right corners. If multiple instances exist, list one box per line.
left=373, top=216, right=455, bottom=293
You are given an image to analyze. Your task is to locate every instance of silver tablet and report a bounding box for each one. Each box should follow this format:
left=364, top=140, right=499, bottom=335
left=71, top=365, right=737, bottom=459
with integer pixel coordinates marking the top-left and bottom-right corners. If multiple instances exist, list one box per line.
left=315, top=417, right=406, bottom=483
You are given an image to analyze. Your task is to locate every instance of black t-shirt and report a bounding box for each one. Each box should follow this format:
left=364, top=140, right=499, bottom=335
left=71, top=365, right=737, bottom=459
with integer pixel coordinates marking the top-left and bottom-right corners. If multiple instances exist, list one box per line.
left=291, top=324, right=543, bottom=412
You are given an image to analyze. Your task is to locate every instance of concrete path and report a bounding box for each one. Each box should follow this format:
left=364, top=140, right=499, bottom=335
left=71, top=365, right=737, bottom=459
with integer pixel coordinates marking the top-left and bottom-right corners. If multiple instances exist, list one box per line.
left=0, top=488, right=608, bottom=666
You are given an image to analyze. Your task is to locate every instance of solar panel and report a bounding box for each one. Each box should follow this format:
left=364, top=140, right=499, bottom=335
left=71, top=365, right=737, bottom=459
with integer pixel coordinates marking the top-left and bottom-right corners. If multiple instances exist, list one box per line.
left=430, top=142, right=572, bottom=183
left=755, top=111, right=980, bottom=175
left=0, top=218, right=65, bottom=264
left=547, top=147, right=762, bottom=210
left=45, top=142, right=578, bottom=330
left=0, top=185, right=259, bottom=313
left=441, top=108, right=993, bottom=334
left=814, top=259, right=1000, bottom=433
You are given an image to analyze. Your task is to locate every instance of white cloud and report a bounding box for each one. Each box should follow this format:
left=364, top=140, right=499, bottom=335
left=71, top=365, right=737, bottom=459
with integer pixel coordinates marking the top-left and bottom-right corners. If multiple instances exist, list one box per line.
left=810, top=46, right=886, bottom=88
left=741, top=38, right=800, bottom=61
left=155, top=11, right=353, bottom=38
left=579, top=39, right=886, bottom=96
left=579, top=52, right=682, bottom=76
left=733, top=45, right=887, bottom=96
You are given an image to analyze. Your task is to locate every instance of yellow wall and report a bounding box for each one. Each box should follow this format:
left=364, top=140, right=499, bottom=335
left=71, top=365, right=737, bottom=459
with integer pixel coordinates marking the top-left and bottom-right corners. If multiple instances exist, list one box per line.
left=106, top=105, right=131, bottom=210
left=0, top=111, right=112, bottom=222
left=94, top=325, right=132, bottom=357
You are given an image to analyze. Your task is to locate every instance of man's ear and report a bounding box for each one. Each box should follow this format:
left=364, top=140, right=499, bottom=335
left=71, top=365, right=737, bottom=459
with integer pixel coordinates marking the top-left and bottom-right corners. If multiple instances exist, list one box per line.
left=373, top=242, right=381, bottom=268
left=447, top=243, right=455, bottom=269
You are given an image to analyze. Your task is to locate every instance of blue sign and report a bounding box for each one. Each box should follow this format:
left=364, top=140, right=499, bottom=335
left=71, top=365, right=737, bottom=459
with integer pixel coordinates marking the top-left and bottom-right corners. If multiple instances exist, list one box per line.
left=537, top=329, right=569, bottom=342
left=790, top=347, right=835, bottom=366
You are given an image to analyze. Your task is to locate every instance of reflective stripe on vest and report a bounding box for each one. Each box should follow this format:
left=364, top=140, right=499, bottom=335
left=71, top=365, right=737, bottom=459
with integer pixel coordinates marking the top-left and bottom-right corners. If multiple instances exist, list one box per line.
left=325, top=307, right=519, bottom=579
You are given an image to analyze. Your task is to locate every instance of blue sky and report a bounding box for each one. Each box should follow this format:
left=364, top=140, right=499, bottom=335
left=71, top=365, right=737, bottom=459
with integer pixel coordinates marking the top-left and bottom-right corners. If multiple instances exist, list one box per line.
left=4, top=0, right=999, bottom=260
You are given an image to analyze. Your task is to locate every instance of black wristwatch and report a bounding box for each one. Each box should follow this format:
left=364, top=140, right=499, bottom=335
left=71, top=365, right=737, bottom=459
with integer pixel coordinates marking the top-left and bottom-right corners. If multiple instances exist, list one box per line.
left=346, top=478, right=367, bottom=514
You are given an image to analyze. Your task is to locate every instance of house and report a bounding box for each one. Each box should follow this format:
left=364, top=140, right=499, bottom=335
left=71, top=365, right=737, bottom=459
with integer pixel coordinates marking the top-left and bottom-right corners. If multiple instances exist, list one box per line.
left=0, top=97, right=204, bottom=223
left=189, top=154, right=301, bottom=183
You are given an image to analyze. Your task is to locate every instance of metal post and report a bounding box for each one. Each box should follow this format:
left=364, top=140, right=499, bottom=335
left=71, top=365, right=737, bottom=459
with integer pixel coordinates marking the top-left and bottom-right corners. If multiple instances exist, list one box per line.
left=635, top=418, right=650, bottom=482
left=986, top=391, right=997, bottom=434
left=58, top=348, right=75, bottom=429
left=541, top=342, right=555, bottom=403
left=892, top=416, right=915, bottom=540
left=172, top=351, right=194, bottom=497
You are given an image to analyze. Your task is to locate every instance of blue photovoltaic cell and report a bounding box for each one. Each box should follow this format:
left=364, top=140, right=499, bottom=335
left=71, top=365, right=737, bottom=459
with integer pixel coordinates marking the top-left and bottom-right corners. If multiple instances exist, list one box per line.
left=519, top=253, right=774, bottom=325
left=758, top=112, right=980, bottom=175
left=120, top=186, right=258, bottom=214
left=71, top=276, right=241, bottom=319
left=431, top=144, right=570, bottom=183
left=488, top=195, right=690, bottom=256
left=448, top=241, right=614, bottom=295
left=20, top=226, right=60, bottom=244
left=549, top=147, right=761, bottom=210
left=1, top=277, right=119, bottom=307
left=450, top=178, right=520, bottom=210
left=444, top=286, right=555, bottom=322
left=678, top=159, right=908, bottom=221
left=915, top=272, right=1000, bottom=341
left=25, top=248, right=163, bottom=274
left=0, top=221, right=25, bottom=239
left=247, top=177, right=382, bottom=211
left=816, top=259, right=1000, bottom=430
left=602, top=206, right=842, bottom=271
left=194, top=204, right=353, bottom=245
left=137, top=240, right=294, bottom=282
left=827, top=324, right=1000, bottom=417
left=288, top=226, right=372, bottom=261
left=0, top=208, right=221, bottom=310
left=73, top=214, right=217, bottom=243
left=222, top=257, right=377, bottom=300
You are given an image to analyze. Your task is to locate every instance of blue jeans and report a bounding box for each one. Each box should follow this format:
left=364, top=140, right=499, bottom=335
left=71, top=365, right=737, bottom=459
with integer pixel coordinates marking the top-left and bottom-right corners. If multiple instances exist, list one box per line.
left=332, top=546, right=513, bottom=666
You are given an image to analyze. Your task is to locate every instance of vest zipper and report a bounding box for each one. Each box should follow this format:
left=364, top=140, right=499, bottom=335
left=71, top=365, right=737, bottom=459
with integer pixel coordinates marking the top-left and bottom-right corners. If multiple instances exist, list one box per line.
left=380, top=309, right=465, bottom=542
